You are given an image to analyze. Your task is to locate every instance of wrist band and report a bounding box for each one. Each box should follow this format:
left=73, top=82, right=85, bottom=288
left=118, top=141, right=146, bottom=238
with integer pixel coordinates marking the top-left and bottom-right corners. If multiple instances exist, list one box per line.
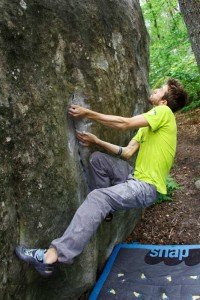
left=118, top=146, right=123, bottom=157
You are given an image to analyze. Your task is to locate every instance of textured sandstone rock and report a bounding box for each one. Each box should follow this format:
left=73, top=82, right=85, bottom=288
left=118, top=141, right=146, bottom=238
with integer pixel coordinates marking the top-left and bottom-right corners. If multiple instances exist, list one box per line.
left=0, top=0, right=149, bottom=299
left=195, top=179, right=200, bottom=190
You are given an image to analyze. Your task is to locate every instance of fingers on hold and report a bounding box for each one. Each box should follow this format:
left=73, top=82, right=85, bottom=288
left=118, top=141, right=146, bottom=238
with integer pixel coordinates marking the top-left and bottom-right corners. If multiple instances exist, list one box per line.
left=68, top=110, right=75, bottom=115
left=79, top=141, right=89, bottom=147
left=76, top=131, right=87, bottom=136
left=69, top=107, right=78, bottom=114
left=77, top=135, right=86, bottom=143
left=76, top=132, right=83, bottom=138
left=77, top=135, right=83, bottom=141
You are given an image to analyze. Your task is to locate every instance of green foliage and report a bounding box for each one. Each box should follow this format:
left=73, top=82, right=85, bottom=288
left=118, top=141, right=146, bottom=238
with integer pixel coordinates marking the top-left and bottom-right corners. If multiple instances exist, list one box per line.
left=181, top=99, right=200, bottom=112
left=155, top=175, right=180, bottom=204
left=141, top=0, right=200, bottom=111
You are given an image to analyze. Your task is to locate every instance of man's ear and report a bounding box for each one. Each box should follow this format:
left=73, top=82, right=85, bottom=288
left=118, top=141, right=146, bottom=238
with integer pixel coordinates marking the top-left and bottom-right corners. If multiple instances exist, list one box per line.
left=160, top=99, right=168, bottom=105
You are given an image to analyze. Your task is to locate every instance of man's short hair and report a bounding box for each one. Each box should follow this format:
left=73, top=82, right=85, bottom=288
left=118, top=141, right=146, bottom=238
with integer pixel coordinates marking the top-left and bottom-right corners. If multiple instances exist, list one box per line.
left=163, top=79, right=188, bottom=112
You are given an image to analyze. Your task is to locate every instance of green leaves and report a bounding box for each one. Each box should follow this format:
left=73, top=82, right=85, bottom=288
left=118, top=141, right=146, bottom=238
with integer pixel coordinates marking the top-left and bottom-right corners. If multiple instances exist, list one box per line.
left=141, top=0, right=200, bottom=111
left=155, top=175, right=181, bottom=204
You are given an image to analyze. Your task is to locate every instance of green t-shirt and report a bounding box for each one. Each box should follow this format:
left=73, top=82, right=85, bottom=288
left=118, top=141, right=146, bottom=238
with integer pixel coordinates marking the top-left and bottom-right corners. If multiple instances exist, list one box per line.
left=132, top=105, right=177, bottom=194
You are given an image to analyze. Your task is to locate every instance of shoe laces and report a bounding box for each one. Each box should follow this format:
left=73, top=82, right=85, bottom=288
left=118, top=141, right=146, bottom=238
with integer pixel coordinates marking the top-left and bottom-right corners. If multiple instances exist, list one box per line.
left=25, top=248, right=47, bottom=262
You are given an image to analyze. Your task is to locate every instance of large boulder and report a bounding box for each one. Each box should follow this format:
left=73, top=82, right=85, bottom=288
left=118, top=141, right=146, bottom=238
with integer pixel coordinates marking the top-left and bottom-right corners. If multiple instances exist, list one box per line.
left=0, top=0, right=149, bottom=299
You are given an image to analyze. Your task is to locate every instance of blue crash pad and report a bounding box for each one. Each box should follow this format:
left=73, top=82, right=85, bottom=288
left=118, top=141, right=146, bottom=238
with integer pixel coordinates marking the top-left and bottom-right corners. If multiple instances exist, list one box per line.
left=89, top=243, right=200, bottom=300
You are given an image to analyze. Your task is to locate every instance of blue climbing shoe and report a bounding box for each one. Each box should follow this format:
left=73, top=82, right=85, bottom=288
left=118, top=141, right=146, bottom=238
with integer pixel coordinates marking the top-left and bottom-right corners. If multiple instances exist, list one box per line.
left=15, top=245, right=55, bottom=277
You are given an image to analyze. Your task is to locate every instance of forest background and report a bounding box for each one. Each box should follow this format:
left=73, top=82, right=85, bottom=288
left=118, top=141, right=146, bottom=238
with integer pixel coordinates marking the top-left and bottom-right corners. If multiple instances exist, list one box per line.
left=140, top=0, right=200, bottom=112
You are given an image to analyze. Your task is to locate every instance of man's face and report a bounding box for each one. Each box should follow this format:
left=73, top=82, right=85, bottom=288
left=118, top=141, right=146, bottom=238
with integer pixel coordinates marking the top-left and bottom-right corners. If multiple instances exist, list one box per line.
left=148, top=85, right=168, bottom=106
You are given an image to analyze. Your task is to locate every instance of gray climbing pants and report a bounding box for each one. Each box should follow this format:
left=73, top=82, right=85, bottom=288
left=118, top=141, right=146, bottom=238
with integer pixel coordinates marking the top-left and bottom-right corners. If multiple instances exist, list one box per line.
left=50, top=151, right=157, bottom=264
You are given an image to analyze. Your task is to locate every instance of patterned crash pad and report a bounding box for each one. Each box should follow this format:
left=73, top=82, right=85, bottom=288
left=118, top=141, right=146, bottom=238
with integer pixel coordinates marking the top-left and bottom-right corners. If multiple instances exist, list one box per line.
left=89, top=243, right=200, bottom=300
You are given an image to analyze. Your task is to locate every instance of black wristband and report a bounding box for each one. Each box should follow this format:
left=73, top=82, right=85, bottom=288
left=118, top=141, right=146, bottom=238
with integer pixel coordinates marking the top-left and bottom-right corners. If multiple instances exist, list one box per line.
left=118, top=146, right=123, bottom=157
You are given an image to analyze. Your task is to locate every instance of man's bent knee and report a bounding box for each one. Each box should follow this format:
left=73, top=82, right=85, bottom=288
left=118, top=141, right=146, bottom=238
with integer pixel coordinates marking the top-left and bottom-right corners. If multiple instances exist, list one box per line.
left=89, top=151, right=105, bottom=165
left=86, top=189, right=113, bottom=215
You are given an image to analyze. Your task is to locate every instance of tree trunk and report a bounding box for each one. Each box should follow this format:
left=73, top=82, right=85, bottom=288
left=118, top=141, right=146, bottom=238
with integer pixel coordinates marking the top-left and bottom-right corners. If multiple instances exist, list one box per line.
left=146, top=0, right=161, bottom=39
left=166, top=0, right=178, bottom=31
left=178, top=0, right=200, bottom=70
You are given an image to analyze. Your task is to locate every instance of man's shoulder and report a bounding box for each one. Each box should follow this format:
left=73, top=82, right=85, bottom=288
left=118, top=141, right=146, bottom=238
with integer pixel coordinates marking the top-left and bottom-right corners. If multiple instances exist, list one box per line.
left=143, top=105, right=175, bottom=132
left=155, top=106, right=175, bottom=124
left=155, top=105, right=173, bottom=114
left=145, top=105, right=173, bottom=116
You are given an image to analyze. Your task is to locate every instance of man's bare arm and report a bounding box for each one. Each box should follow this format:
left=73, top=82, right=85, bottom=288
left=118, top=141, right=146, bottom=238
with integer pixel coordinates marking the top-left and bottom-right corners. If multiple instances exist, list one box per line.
left=76, top=131, right=139, bottom=159
left=121, top=139, right=140, bottom=159
left=69, top=105, right=149, bottom=130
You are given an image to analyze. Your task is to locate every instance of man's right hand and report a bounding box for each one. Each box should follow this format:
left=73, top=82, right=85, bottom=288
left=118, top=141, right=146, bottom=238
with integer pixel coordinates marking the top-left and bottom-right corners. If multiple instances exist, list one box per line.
left=68, top=104, right=88, bottom=118
left=76, top=131, right=99, bottom=147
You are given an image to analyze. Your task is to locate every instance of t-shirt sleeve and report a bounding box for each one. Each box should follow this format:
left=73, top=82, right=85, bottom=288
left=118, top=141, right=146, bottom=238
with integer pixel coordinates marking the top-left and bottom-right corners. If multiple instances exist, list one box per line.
left=132, top=128, right=143, bottom=143
left=142, top=105, right=170, bottom=132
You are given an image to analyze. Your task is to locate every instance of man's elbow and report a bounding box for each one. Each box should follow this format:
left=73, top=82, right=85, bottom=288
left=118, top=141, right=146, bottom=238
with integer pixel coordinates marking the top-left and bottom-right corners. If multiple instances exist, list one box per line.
left=121, top=118, right=138, bottom=130
left=122, top=143, right=139, bottom=159
left=120, top=120, right=131, bottom=131
left=124, top=154, right=132, bottom=160
left=122, top=153, right=129, bottom=160
left=115, top=124, right=128, bottom=131
left=120, top=125, right=128, bottom=131
left=122, top=149, right=132, bottom=160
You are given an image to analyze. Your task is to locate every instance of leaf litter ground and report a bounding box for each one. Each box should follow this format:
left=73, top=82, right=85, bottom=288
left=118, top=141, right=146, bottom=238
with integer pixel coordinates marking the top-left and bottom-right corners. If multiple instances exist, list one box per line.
left=127, top=108, right=200, bottom=245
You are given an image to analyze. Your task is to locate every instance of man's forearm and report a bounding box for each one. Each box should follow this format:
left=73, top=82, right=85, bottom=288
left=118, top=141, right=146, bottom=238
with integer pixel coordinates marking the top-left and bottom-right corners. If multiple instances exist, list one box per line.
left=85, top=109, right=148, bottom=130
left=96, top=138, right=139, bottom=160
left=96, top=139, right=121, bottom=156
left=86, top=109, right=129, bottom=130
left=69, top=104, right=148, bottom=129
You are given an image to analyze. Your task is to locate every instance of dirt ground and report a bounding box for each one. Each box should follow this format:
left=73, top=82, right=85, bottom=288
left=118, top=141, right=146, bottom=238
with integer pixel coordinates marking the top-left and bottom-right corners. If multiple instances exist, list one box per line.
left=128, top=107, right=200, bottom=245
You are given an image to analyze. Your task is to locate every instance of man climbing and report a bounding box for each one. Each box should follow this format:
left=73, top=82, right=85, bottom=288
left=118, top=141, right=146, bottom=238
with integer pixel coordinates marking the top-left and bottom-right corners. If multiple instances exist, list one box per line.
left=15, top=79, right=187, bottom=277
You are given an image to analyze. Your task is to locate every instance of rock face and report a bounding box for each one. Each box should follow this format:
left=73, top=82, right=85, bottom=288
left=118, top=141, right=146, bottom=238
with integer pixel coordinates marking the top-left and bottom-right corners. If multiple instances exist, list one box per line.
left=195, top=180, right=200, bottom=190
left=0, top=0, right=149, bottom=299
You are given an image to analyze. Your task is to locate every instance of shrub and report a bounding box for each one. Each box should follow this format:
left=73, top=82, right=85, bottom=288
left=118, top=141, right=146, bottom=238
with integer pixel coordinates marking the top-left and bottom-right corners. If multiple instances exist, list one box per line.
left=155, top=175, right=181, bottom=204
